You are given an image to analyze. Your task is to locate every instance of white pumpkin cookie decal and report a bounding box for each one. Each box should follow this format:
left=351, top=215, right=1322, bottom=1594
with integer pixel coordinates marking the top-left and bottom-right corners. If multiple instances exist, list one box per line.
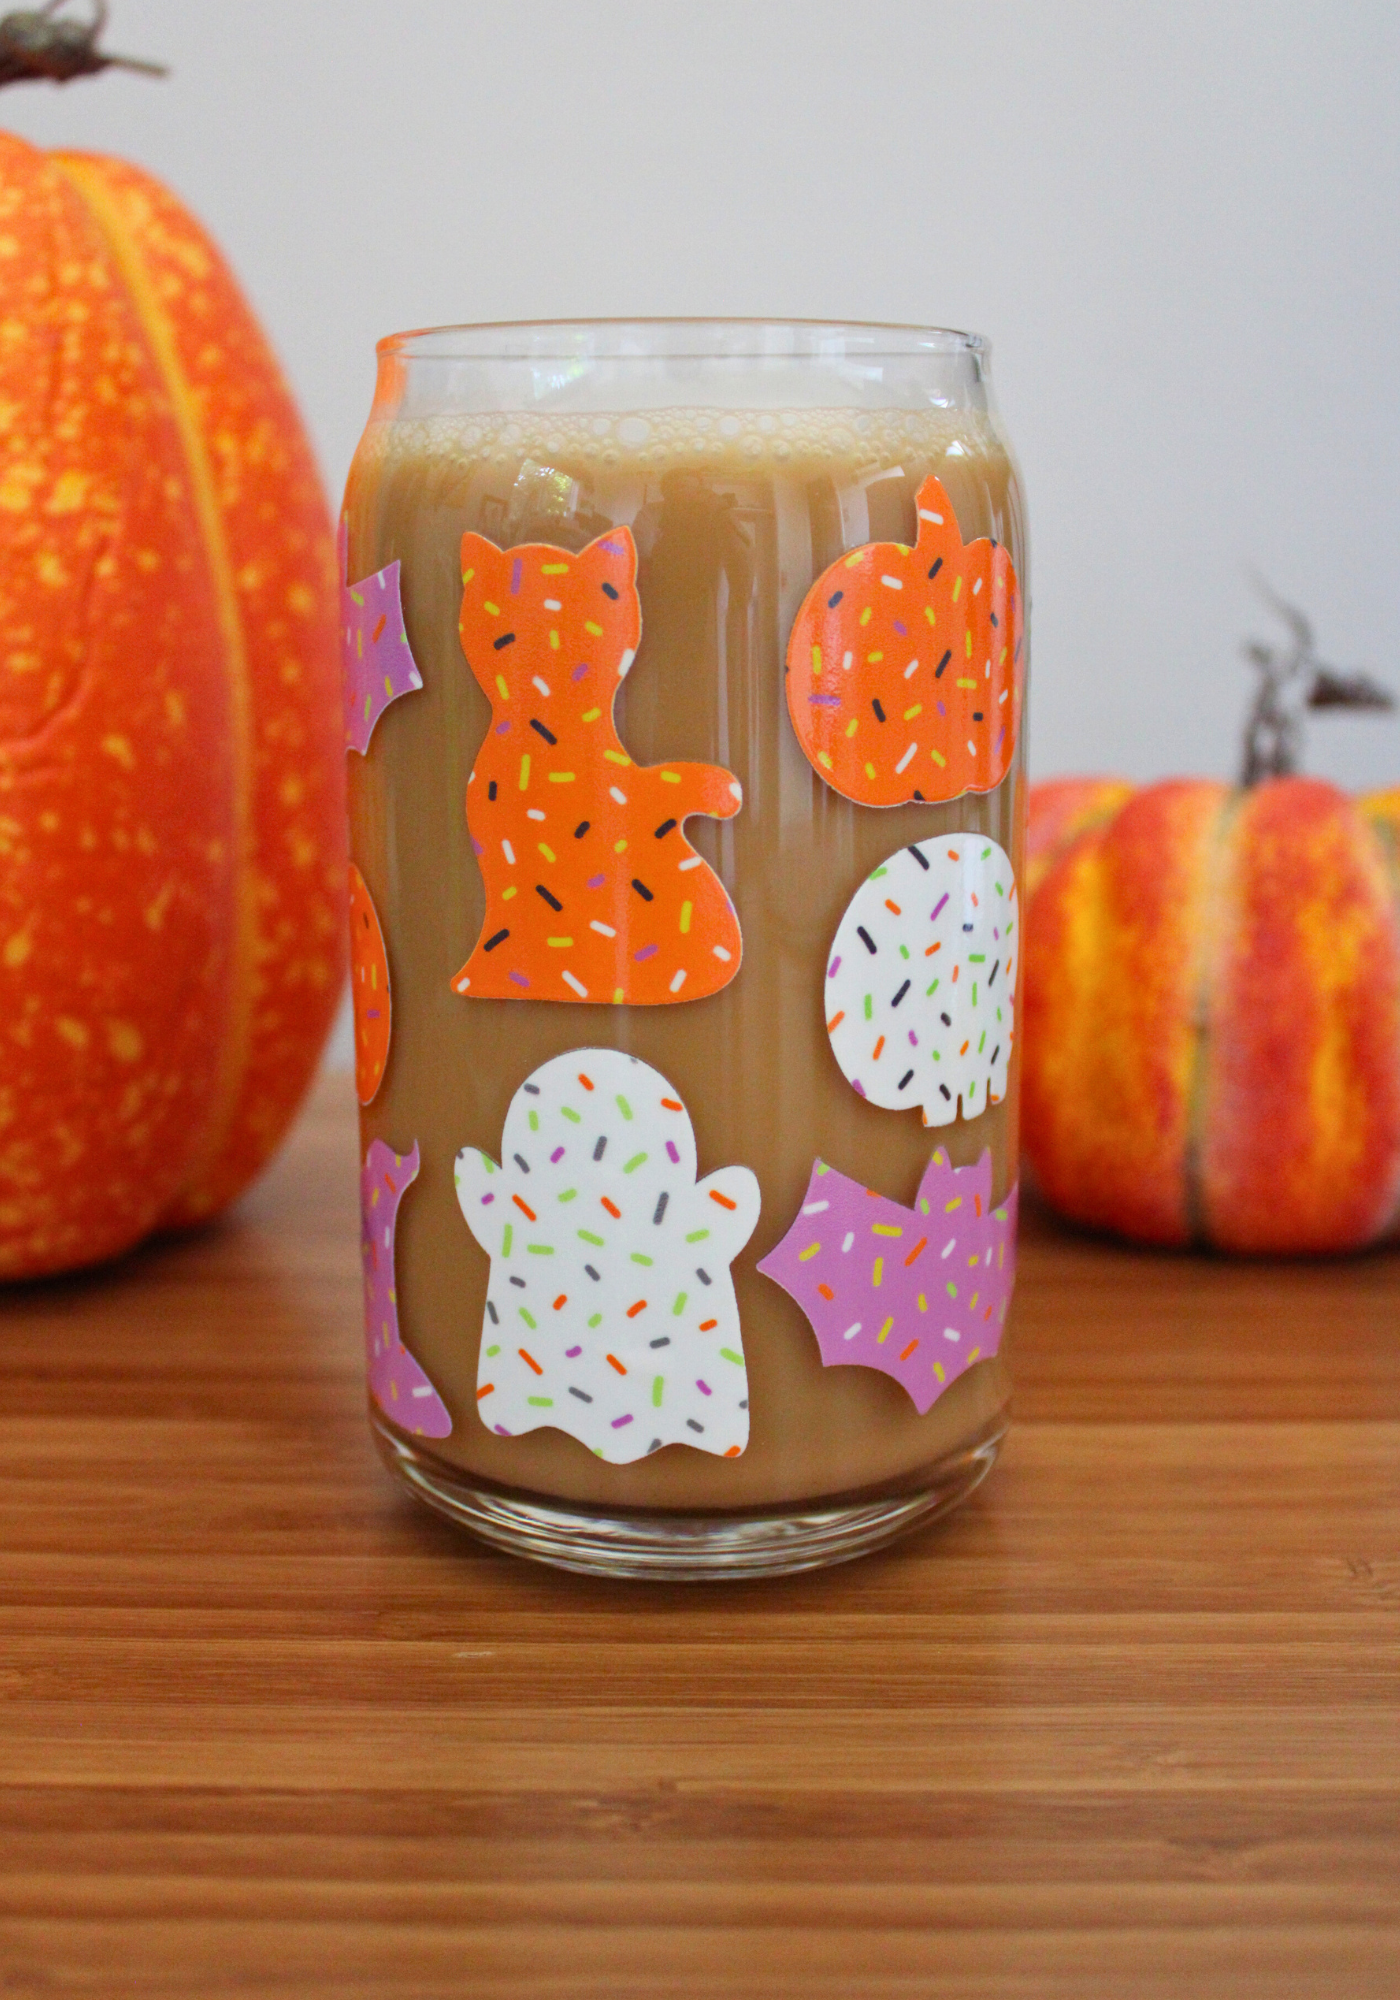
left=825, top=835, right=1017, bottom=1125
left=454, top=1049, right=760, bottom=1462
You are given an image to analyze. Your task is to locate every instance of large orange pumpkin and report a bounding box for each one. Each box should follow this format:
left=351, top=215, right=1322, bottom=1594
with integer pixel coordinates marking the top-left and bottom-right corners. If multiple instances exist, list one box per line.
left=1023, top=774, right=1400, bottom=1253
left=0, top=132, right=345, bottom=1278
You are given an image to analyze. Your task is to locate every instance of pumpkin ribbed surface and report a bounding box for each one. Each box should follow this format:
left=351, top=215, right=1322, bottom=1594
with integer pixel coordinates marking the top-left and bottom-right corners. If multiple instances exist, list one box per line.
left=1024, top=774, right=1400, bottom=1253
left=0, top=134, right=344, bottom=1278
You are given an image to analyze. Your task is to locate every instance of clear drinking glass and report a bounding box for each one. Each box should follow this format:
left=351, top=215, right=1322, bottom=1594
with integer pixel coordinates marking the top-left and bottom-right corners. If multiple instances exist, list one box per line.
left=343, top=320, right=1027, bottom=1577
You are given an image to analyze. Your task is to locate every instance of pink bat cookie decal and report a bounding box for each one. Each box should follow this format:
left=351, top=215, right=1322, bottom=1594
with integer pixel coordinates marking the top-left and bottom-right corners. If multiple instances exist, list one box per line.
left=757, top=1148, right=1017, bottom=1413
left=340, top=517, right=424, bottom=755
left=361, top=1138, right=451, bottom=1437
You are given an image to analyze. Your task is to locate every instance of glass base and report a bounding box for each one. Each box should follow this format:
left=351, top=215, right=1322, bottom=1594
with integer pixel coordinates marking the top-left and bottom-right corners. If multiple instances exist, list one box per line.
left=371, top=1411, right=1007, bottom=1579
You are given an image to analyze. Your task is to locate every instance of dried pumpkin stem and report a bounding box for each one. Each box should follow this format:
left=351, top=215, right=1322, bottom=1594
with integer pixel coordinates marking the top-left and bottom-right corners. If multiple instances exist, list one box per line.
left=0, top=1, right=166, bottom=87
left=1240, top=578, right=1393, bottom=786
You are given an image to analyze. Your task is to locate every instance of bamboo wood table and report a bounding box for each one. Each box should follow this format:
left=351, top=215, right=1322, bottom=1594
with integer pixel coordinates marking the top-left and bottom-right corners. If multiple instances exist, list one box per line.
left=3, top=1077, right=1398, bottom=1998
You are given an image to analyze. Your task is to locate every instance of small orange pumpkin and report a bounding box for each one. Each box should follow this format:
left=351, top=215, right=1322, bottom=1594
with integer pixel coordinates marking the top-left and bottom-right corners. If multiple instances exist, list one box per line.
left=1023, top=774, right=1400, bottom=1252
left=0, top=130, right=345, bottom=1278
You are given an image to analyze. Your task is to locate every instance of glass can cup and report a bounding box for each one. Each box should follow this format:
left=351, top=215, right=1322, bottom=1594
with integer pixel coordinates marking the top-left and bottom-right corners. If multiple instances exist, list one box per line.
left=343, top=320, right=1027, bottom=1577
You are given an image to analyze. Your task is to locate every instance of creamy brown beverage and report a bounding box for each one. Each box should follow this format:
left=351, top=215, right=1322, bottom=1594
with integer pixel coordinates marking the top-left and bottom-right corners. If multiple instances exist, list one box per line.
left=345, top=393, right=1026, bottom=1517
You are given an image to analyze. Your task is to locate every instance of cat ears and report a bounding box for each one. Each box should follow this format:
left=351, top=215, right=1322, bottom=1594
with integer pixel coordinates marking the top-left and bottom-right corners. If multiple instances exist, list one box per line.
left=459, top=523, right=638, bottom=590
left=576, top=526, right=638, bottom=585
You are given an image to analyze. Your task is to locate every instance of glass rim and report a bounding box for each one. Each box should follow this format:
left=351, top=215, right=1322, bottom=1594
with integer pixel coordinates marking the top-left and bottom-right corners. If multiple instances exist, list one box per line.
left=376, top=317, right=989, bottom=364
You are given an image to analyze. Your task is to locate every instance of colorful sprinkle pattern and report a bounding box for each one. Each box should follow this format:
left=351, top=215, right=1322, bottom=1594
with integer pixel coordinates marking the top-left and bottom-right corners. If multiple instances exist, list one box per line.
left=348, top=863, right=391, bottom=1106
left=826, top=836, right=1017, bottom=1127
left=340, top=518, right=424, bottom=755
left=453, top=1050, right=759, bottom=1462
left=361, top=1140, right=451, bottom=1438
left=452, top=528, right=743, bottom=1004
left=785, top=475, right=1022, bottom=806
left=757, top=1149, right=1017, bottom=1413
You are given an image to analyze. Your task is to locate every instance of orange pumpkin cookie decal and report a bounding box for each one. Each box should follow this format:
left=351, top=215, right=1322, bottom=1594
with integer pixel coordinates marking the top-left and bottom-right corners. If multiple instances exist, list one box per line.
left=452, top=528, right=743, bottom=1004
left=349, top=864, right=391, bottom=1104
left=785, top=476, right=1023, bottom=806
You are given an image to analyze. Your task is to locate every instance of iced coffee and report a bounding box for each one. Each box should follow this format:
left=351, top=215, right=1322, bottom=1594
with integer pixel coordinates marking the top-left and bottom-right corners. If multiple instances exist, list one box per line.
left=344, top=324, right=1027, bottom=1574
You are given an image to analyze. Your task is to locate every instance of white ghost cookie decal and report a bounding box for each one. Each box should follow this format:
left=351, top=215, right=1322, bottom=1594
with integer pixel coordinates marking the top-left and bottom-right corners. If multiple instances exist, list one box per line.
left=454, top=1049, right=761, bottom=1463
left=825, top=835, right=1017, bottom=1126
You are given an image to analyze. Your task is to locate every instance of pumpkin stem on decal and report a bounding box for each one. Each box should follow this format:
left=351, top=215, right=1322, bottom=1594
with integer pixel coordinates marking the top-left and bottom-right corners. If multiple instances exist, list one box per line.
left=1240, top=577, right=1393, bottom=787
left=0, top=1, right=166, bottom=87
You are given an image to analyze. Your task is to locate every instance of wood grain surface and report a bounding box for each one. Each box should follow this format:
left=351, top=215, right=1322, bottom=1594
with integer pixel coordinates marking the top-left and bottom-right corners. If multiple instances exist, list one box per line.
left=2, top=1077, right=1397, bottom=1998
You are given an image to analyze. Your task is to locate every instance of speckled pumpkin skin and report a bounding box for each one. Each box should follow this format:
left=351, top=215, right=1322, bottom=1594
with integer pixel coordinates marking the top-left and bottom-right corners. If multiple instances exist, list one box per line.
left=1024, top=775, right=1400, bottom=1253
left=0, top=135, right=344, bottom=1279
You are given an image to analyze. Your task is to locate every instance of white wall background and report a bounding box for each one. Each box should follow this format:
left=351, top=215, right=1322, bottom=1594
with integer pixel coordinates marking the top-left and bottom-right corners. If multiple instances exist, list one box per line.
left=8, top=0, right=1398, bottom=797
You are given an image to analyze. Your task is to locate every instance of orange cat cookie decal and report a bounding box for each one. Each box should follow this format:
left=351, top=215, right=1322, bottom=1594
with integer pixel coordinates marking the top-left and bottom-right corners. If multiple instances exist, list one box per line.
left=453, top=527, right=743, bottom=1004
left=785, top=475, right=1023, bottom=807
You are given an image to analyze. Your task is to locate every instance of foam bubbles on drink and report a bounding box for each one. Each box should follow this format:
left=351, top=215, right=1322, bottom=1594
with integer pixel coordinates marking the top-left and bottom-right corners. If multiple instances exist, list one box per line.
left=358, top=405, right=1005, bottom=490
